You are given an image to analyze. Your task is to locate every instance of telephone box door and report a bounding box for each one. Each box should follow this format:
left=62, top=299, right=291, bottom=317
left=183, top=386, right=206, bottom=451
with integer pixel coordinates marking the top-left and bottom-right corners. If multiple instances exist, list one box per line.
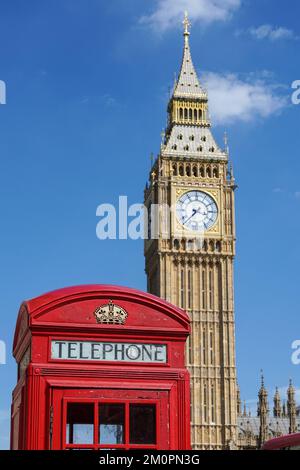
left=51, top=388, right=169, bottom=450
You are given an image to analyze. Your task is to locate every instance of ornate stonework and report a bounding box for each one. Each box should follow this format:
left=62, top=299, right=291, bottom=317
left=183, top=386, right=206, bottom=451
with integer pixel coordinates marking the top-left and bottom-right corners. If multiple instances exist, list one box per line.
left=237, top=378, right=300, bottom=449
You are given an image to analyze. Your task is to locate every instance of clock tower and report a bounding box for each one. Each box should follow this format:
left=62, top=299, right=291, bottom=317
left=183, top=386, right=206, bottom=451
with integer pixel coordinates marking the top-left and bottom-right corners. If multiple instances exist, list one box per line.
left=144, top=14, right=238, bottom=449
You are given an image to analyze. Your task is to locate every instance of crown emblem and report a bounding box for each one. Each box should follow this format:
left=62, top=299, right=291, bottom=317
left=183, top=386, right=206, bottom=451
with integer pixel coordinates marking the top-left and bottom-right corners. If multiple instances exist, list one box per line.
left=94, top=300, right=128, bottom=325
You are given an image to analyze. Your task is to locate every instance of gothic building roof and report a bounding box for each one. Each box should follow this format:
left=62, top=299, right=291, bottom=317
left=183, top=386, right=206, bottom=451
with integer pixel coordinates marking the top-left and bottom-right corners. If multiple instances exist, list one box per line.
left=238, top=416, right=300, bottom=439
left=162, top=125, right=227, bottom=160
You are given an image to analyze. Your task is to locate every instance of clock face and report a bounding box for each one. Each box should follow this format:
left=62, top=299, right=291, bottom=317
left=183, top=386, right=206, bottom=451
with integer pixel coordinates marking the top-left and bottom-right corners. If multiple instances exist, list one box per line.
left=176, top=191, right=218, bottom=232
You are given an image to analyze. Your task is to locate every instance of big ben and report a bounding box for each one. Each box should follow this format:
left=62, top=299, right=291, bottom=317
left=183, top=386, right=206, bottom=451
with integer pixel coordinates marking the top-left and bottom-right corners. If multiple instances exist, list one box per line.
left=144, top=14, right=238, bottom=450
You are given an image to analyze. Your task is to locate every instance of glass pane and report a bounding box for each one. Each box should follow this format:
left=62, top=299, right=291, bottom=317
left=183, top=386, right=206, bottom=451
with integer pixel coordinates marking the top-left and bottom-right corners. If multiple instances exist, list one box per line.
left=99, top=404, right=125, bottom=444
left=66, top=403, right=94, bottom=444
left=129, top=404, right=156, bottom=444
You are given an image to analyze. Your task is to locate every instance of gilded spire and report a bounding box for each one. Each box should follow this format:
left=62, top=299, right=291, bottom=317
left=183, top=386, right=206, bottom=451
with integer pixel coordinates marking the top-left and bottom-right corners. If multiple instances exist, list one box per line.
left=163, top=14, right=227, bottom=160
left=183, top=11, right=191, bottom=37
left=173, top=12, right=206, bottom=99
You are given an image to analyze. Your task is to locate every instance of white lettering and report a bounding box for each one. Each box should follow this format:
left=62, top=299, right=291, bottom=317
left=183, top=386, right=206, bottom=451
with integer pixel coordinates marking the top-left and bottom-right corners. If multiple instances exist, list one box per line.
left=96, top=204, right=116, bottom=239
left=128, top=203, right=144, bottom=240
left=292, top=80, right=300, bottom=105
left=0, top=340, right=6, bottom=364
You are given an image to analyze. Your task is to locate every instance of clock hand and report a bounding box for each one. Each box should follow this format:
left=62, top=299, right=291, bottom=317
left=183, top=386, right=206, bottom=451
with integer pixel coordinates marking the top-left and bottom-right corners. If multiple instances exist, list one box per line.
left=193, top=206, right=205, bottom=216
left=182, top=208, right=197, bottom=225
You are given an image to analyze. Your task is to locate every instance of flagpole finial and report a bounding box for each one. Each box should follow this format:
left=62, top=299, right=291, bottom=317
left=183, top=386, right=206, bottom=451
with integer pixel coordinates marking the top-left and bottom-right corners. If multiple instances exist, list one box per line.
left=183, top=11, right=191, bottom=36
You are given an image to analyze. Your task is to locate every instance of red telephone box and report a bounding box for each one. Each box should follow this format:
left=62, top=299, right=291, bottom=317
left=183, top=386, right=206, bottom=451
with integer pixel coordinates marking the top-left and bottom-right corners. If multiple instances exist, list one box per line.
left=11, top=285, right=191, bottom=450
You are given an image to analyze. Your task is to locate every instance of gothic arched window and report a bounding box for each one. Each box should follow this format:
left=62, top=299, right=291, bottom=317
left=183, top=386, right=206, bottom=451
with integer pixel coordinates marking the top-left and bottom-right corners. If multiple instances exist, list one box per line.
left=209, top=268, right=213, bottom=310
left=203, top=383, right=208, bottom=423
left=211, top=382, right=216, bottom=423
left=209, top=329, right=214, bottom=365
left=202, top=330, right=207, bottom=367
left=202, top=268, right=206, bottom=309
left=188, top=269, right=192, bottom=309
left=180, top=268, right=185, bottom=308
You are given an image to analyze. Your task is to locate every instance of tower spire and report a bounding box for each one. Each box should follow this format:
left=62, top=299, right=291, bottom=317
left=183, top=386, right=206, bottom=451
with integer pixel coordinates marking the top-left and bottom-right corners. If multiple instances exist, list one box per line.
left=287, top=379, right=297, bottom=434
left=163, top=14, right=228, bottom=162
left=258, top=372, right=269, bottom=448
left=261, top=370, right=265, bottom=388
left=273, top=387, right=282, bottom=418
left=173, top=12, right=206, bottom=100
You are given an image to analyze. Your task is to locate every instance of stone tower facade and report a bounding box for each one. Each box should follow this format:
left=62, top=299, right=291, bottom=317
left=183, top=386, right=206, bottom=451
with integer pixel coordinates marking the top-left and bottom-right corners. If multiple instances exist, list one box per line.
left=258, top=374, right=269, bottom=447
left=144, top=14, right=238, bottom=449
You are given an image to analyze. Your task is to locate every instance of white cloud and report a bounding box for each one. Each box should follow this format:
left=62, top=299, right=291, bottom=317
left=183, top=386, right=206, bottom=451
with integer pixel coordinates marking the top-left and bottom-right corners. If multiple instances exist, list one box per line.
left=249, top=24, right=298, bottom=41
left=201, top=72, right=287, bottom=125
left=272, top=189, right=300, bottom=199
left=139, top=0, right=241, bottom=33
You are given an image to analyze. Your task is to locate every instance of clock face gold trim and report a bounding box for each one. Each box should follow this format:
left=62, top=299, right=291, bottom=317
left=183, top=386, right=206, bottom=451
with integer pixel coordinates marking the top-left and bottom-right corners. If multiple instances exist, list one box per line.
left=176, top=190, right=218, bottom=232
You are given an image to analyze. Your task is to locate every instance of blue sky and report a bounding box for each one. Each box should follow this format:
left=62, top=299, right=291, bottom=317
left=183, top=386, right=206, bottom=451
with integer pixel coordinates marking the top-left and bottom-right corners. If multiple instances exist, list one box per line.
left=0, top=0, right=300, bottom=449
